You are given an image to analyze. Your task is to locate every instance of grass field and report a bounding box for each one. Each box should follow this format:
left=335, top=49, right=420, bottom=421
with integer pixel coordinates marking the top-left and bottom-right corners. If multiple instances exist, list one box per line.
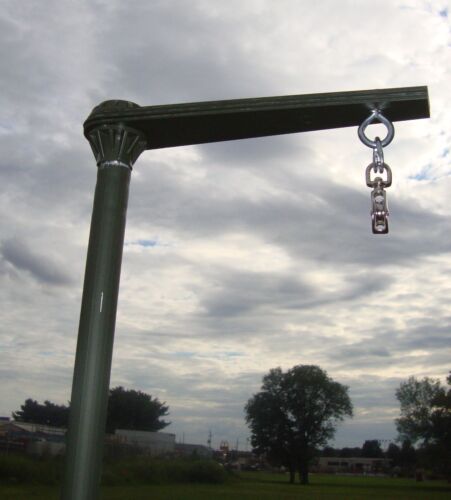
left=1, top=471, right=450, bottom=499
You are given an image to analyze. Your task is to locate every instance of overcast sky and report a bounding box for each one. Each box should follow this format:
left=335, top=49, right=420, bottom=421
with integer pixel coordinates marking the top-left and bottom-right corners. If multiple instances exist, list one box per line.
left=1, top=0, right=450, bottom=450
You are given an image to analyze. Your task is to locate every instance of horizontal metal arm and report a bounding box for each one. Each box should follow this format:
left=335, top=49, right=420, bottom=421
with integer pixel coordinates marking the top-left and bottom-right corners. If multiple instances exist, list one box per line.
left=84, top=86, right=429, bottom=150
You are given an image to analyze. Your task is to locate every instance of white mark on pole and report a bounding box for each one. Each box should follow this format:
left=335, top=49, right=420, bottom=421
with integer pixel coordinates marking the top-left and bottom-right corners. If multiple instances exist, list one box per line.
left=100, top=292, right=104, bottom=312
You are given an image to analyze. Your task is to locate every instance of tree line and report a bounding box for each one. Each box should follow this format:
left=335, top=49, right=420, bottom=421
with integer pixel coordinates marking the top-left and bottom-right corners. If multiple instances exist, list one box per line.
left=12, top=386, right=169, bottom=434
left=321, top=439, right=417, bottom=466
left=394, top=372, right=451, bottom=480
left=11, top=366, right=450, bottom=484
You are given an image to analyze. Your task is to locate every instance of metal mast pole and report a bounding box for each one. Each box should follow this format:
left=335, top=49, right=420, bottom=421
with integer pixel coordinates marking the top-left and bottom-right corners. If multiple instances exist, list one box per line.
left=62, top=87, right=429, bottom=499
left=61, top=101, right=146, bottom=500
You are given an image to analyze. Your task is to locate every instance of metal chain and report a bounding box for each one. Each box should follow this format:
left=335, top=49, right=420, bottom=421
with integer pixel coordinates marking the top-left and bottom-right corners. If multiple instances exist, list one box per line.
left=358, top=111, right=395, bottom=234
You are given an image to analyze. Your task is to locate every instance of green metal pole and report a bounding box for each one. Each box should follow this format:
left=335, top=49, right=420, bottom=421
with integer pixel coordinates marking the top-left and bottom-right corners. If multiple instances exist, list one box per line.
left=62, top=107, right=146, bottom=500
left=61, top=88, right=429, bottom=499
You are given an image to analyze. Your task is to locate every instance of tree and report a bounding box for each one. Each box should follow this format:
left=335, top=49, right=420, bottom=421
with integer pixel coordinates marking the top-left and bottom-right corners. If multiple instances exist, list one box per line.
left=429, top=373, right=451, bottom=451
left=425, top=373, right=451, bottom=480
left=395, top=373, right=451, bottom=480
left=339, top=446, right=362, bottom=458
left=321, top=445, right=338, bottom=457
left=245, top=365, right=353, bottom=484
left=361, top=439, right=383, bottom=458
left=106, top=386, right=170, bottom=433
left=395, top=376, right=442, bottom=444
left=321, top=445, right=362, bottom=458
left=398, top=439, right=417, bottom=476
left=386, top=442, right=401, bottom=467
left=12, top=399, right=69, bottom=427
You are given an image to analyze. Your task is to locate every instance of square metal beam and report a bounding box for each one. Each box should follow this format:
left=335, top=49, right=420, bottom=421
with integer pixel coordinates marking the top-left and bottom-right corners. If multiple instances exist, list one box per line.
left=84, top=86, right=429, bottom=150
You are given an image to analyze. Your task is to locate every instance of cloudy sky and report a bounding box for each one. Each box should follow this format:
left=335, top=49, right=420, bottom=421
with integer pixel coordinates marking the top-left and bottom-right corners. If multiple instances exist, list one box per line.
left=1, top=0, right=450, bottom=450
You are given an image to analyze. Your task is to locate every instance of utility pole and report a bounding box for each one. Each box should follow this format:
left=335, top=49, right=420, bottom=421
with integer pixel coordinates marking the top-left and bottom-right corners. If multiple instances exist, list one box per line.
left=62, top=87, right=429, bottom=500
left=207, top=429, right=212, bottom=449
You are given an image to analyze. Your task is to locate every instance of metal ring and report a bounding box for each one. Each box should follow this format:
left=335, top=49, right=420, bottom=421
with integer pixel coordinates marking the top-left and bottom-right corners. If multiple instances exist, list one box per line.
left=358, top=111, right=395, bottom=148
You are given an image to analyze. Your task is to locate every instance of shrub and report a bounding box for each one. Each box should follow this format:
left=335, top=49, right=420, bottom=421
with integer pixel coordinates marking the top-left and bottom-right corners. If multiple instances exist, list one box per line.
left=0, top=454, right=228, bottom=486
left=0, top=454, right=60, bottom=484
left=102, top=458, right=228, bottom=485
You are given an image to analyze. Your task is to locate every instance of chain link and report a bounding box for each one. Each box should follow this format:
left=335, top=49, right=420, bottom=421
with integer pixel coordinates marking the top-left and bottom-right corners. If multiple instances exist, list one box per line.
left=372, top=137, right=384, bottom=173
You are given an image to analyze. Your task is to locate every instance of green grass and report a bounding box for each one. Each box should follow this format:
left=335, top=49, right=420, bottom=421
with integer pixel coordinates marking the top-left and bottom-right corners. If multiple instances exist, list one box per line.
left=1, top=471, right=450, bottom=499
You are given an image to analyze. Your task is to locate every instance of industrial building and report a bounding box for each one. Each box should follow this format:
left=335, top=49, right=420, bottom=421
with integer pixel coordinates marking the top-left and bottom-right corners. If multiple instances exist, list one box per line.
left=317, top=456, right=392, bottom=474
left=114, top=429, right=176, bottom=456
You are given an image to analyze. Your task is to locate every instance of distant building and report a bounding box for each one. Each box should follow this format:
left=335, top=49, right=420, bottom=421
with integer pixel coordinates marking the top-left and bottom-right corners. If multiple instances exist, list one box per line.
left=0, top=421, right=66, bottom=456
left=114, top=429, right=175, bottom=456
left=1, top=422, right=65, bottom=439
left=225, top=451, right=256, bottom=470
left=317, top=456, right=391, bottom=474
left=175, top=442, right=212, bottom=458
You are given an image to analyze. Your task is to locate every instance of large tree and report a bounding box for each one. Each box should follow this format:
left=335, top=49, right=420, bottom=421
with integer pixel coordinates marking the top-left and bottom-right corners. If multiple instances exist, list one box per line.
left=13, top=387, right=170, bottom=434
left=245, top=365, right=353, bottom=484
left=395, top=373, right=450, bottom=479
left=12, top=399, right=70, bottom=427
left=106, top=386, right=170, bottom=433
left=386, top=442, right=401, bottom=467
left=429, top=373, right=451, bottom=451
left=361, top=439, right=383, bottom=458
left=395, top=375, right=442, bottom=444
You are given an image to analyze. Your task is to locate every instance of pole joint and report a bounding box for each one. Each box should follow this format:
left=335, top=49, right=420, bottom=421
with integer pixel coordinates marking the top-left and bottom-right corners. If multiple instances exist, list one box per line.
left=86, top=100, right=147, bottom=169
